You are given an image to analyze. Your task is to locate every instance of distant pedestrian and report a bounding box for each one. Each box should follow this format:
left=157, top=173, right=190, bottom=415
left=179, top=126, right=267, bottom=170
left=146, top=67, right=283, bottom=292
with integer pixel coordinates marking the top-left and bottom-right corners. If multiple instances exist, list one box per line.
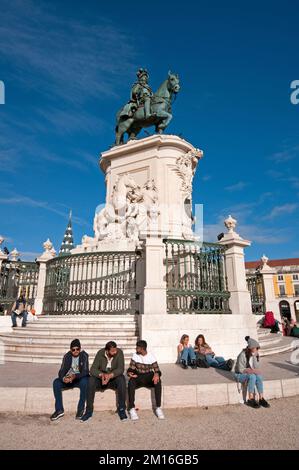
left=11, top=294, right=27, bottom=328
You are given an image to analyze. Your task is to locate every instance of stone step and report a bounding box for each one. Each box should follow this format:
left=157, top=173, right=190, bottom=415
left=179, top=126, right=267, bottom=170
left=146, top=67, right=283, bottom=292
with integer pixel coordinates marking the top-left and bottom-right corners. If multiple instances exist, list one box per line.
left=259, top=336, right=294, bottom=356
left=258, top=335, right=283, bottom=347
left=257, top=328, right=272, bottom=339
left=34, top=315, right=137, bottom=322
left=4, top=329, right=138, bottom=337
left=21, top=323, right=137, bottom=334
left=0, top=334, right=138, bottom=345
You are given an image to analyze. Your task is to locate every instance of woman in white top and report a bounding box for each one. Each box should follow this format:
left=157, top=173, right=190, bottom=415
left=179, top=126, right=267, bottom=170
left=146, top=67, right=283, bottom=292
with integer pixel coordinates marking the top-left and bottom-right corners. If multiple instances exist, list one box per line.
left=177, top=334, right=197, bottom=369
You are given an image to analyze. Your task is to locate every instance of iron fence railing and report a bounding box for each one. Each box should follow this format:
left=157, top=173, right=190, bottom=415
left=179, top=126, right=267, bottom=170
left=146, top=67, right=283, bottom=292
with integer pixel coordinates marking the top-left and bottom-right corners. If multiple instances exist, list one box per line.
left=164, top=239, right=231, bottom=314
left=43, top=250, right=141, bottom=315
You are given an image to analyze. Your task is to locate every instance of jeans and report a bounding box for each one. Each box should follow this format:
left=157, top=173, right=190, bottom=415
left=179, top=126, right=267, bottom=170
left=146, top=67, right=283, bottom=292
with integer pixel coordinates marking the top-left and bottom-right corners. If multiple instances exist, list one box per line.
left=53, top=376, right=89, bottom=412
left=180, top=346, right=196, bottom=364
left=205, top=354, right=227, bottom=369
left=11, top=311, right=27, bottom=327
left=234, top=373, right=264, bottom=394
left=128, top=372, right=162, bottom=409
left=85, top=374, right=126, bottom=414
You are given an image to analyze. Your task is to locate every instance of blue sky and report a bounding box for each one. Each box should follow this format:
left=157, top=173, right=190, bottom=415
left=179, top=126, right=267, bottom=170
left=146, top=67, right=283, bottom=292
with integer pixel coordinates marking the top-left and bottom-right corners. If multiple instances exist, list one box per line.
left=0, top=0, right=298, bottom=261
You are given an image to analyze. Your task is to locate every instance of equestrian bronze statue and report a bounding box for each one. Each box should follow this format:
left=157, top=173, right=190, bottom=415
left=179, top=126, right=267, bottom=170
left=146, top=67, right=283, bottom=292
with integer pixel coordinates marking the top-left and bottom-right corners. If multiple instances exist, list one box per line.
left=115, top=68, right=180, bottom=145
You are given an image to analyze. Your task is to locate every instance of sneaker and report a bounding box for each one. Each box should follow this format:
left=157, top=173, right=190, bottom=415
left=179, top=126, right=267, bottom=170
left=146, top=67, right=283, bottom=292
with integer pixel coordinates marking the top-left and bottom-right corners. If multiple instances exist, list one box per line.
left=129, top=408, right=139, bottom=421
left=190, top=360, right=197, bottom=369
left=11, top=325, right=17, bottom=328
left=259, top=398, right=270, bottom=408
left=155, top=407, right=165, bottom=420
left=80, top=412, right=93, bottom=422
left=75, top=409, right=84, bottom=420
left=226, top=359, right=234, bottom=371
left=50, top=410, right=64, bottom=421
left=118, top=409, right=128, bottom=421
left=181, top=360, right=188, bottom=369
left=246, top=399, right=260, bottom=409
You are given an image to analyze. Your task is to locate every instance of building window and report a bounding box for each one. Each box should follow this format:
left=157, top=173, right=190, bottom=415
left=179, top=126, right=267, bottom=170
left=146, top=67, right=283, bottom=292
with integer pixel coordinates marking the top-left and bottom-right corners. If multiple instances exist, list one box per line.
left=294, top=284, right=299, bottom=296
left=293, top=274, right=299, bottom=281
left=278, top=275, right=284, bottom=281
left=279, top=284, right=286, bottom=296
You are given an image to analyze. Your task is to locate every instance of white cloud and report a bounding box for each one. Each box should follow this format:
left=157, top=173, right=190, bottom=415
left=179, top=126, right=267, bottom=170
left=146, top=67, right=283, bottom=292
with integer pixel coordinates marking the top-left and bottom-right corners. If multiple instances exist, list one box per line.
left=263, top=203, right=298, bottom=220
left=225, top=181, right=249, bottom=192
left=0, top=194, right=89, bottom=227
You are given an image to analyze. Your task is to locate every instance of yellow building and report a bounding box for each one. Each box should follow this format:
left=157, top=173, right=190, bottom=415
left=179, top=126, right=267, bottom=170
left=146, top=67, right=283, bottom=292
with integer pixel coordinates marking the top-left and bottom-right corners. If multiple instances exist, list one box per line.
left=246, top=258, right=299, bottom=321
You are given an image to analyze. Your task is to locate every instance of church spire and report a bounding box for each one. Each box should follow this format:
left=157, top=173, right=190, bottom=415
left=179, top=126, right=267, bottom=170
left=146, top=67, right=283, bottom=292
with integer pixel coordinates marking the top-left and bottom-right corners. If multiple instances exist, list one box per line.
left=59, top=210, right=74, bottom=256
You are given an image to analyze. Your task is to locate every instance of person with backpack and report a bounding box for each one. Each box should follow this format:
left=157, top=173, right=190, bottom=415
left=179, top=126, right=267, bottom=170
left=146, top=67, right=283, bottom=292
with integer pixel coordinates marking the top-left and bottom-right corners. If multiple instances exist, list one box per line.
left=194, top=334, right=234, bottom=371
left=234, top=336, right=270, bottom=409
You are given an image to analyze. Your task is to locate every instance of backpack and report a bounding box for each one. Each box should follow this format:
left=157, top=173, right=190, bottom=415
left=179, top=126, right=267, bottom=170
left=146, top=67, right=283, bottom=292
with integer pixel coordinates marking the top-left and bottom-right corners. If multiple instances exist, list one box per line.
left=195, top=352, right=210, bottom=368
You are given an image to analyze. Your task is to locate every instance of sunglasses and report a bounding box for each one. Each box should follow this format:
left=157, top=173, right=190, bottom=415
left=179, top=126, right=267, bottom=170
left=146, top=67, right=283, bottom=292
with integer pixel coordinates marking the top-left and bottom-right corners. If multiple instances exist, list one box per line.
left=71, top=347, right=80, bottom=352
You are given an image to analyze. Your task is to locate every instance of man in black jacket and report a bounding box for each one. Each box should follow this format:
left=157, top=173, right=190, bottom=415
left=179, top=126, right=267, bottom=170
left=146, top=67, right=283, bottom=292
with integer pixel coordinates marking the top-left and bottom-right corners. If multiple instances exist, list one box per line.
left=50, top=339, right=89, bottom=421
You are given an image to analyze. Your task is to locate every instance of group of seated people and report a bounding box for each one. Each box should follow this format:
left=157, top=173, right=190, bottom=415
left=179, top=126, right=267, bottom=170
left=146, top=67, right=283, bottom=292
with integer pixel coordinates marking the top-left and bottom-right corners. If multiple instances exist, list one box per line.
left=51, top=339, right=164, bottom=423
left=262, top=311, right=299, bottom=337
left=177, top=334, right=234, bottom=371
left=177, top=333, right=271, bottom=409
left=51, top=333, right=271, bottom=421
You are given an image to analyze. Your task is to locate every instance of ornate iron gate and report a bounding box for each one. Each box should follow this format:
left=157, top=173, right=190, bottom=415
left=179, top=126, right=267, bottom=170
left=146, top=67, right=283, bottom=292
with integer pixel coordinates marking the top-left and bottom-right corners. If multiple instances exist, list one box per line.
left=164, top=239, right=231, bottom=314
left=43, top=251, right=140, bottom=315
left=246, top=272, right=265, bottom=314
left=0, top=260, right=39, bottom=313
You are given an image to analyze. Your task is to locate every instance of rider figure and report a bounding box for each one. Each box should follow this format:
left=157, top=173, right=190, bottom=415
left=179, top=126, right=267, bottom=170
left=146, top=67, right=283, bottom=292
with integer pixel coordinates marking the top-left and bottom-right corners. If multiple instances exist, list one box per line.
left=130, top=68, right=153, bottom=119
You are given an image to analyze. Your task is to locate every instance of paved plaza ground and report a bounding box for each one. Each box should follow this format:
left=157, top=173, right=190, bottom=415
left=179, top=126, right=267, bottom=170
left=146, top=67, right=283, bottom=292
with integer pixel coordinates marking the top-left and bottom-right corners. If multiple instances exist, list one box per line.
left=0, top=395, right=298, bottom=450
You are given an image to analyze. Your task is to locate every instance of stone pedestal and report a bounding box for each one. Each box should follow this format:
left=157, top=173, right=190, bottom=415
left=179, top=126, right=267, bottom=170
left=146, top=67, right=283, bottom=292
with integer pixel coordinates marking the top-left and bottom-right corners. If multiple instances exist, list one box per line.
left=34, top=240, right=56, bottom=315
left=259, top=256, right=279, bottom=319
left=219, top=215, right=253, bottom=316
left=75, top=135, right=203, bottom=253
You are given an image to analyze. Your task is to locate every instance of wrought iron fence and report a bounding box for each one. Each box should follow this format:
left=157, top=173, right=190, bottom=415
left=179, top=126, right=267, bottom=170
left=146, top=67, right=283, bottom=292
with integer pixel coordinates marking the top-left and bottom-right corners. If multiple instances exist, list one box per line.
left=164, top=239, right=231, bottom=314
left=0, top=260, right=39, bottom=313
left=43, top=251, right=140, bottom=315
left=246, top=272, right=265, bottom=314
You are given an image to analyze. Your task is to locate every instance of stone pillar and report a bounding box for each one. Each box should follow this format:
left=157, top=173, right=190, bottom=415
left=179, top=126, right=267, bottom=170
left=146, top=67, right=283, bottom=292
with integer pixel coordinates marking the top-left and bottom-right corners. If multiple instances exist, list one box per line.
left=0, top=236, right=8, bottom=270
left=34, top=239, right=56, bottom=315
left=259, top=255, right=279, bottom=318
left=142, top=237, right=167, bottom=316
left=219, top=215, right=252, bottom=315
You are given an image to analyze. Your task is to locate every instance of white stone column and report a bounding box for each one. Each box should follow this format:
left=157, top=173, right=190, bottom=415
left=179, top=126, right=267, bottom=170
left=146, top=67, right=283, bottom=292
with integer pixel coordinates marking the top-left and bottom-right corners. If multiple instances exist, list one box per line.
left=219, top=215, right=252, bottom=315
left=259, top=255, right=279, bottom=317
left=142, top=237, right=167, bottom=316
left=0, top=236, right=8, bottom=270
left=34, top=239, right=56, bottom=315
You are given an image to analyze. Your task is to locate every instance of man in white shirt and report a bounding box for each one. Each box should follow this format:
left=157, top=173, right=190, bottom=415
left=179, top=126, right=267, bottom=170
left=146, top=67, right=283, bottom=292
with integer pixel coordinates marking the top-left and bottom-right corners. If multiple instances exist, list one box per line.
left=127, top=340, right=165, bottom=420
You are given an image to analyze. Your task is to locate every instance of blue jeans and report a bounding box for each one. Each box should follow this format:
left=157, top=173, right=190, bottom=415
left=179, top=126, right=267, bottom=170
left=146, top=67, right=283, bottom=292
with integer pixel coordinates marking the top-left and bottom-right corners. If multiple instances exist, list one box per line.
left=180, top=346, right=196, bottom=364
left=53, top=376, right=89, bottom=412
left=235, top=373, right=264, bottom=394
left=205, top=354, right=227, bottom=369
left=11, top=311, right=27, bottom=327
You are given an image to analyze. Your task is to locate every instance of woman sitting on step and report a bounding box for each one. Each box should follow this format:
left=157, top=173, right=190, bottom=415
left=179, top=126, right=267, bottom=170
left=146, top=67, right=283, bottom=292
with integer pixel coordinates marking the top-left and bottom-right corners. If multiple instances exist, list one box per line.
left=234, top=336, right=270, bottom=409
left=194, top=334, right=234, bottom=371
left=177, top=334, right=197, bottom=369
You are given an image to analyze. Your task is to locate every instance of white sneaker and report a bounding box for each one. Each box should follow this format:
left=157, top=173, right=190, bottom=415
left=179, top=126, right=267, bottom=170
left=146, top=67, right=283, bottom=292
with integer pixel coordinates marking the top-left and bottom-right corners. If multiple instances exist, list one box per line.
left=155, top=407, right=165, bottom=420
left=129, top=408, right=139, bottom=421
